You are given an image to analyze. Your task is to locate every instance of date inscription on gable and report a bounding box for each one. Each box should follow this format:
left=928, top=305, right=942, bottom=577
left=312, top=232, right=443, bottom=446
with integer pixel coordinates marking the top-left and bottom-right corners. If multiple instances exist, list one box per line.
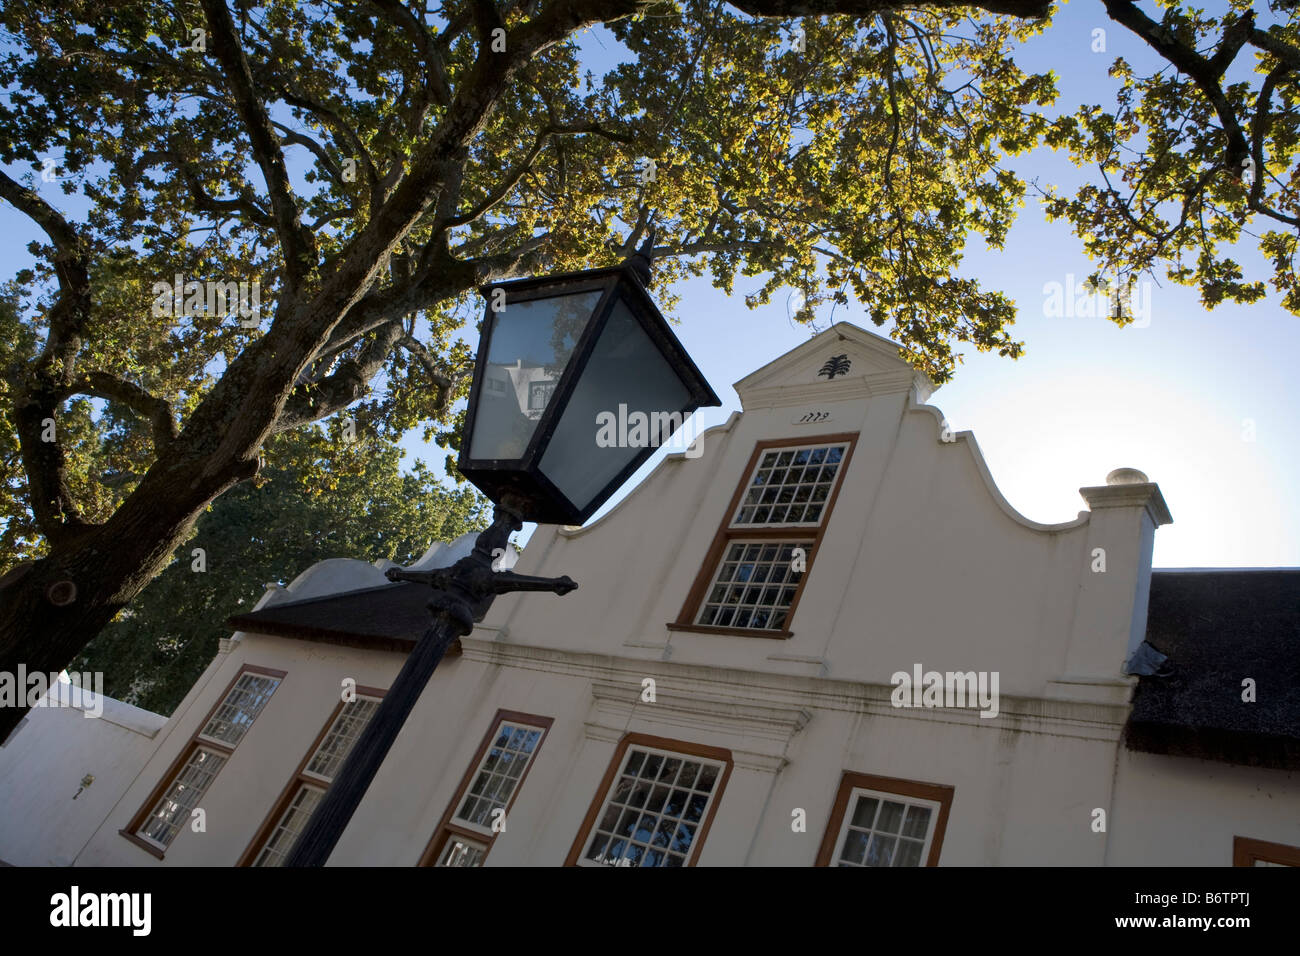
left=792, top=409, right=832, bottom=426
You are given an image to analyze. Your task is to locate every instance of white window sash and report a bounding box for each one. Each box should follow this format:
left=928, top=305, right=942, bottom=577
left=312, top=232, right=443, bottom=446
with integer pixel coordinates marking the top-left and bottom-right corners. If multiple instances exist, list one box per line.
left=197, top=672, right=280, bottom=747
left=832, top=786, right=942, bottom=867
left=450, top=720, right=548, bottom=836
left=577, top=745, right=726, bottom=868
left=301, top=695, right=382, bottom=784
left=729, top=442, right=849, bottom=529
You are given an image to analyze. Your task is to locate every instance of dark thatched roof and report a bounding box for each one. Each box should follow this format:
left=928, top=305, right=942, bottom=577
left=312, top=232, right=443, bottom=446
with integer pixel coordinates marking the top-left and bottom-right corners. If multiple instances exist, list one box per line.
left=1126, top=569, right=1300, bottom=771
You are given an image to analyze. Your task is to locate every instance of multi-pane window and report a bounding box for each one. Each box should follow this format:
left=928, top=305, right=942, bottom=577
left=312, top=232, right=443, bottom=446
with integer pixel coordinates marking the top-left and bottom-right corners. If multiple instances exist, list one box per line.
left=696, top=540, right=808, bottom=631
left=577, top=745, right=728, bottom=868
left=138, top=747, right=227, bottom=849
left=305, top=697, right=381, bottom=781
left=436, top=836, right=488, bottom=868
left=254, top=785, right=323, bottom=867
left=676, top=435, right=855, bottom=636
left=453, top=722, right=545, bottom=833
left=732, top=444, right=847, bottom=527
left=129, top=667, right=282, bottom=855
left=248, top=695, right=381, bottom=867
left=199, top=672, right=280, bottom=747
left=421, top=711, right=553, bottom=867
left=831, top=788, right=941, bottom=867
left=528, top=380, right=555, bottom=410
left=815, top=773, right=953, bottom=868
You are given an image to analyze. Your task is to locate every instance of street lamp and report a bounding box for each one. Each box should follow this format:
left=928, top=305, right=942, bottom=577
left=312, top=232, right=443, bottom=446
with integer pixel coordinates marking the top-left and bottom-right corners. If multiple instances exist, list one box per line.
left=460, top=239, right=718, bottom=524
left=284, top=234, right=720, bottom=866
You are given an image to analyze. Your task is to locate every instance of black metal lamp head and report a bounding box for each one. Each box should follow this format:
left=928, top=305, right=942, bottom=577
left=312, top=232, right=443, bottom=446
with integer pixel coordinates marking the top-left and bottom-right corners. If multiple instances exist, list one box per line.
left=458, top=239, right=720, bottom=526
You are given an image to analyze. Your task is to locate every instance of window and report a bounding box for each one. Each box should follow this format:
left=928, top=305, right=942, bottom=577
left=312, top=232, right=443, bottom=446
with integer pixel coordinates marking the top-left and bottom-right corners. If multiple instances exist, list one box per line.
left=453, top=721, right=545, bottom=830
left=199, top=672, right=280, bottom=746
left=255, top=786, right=323, bottom=867
left=435, top=836, right=487, bottom=868
left=1234, top=836, right=1300, bottom=867
left=305, top=696, right=381, bottom=781
left=831, top=789, right=939, bottom=867
left=137, top=747, right=228, bottom=849
left=241, top=692, right=383, bottom=867
left=566, top=734, right=733, bottom=868
left=673, top=433, right=856, bottom=638
left=122, top=665, right=284, bottom=858
left=696, top=540, right=808, bottom=632
left=732, top=444, right=847, bottom=527
left=815, top=772, right=954, bottom=867
left=419, top=710, right=553, bottom=867
left=528, top=380, right=555, bottom=410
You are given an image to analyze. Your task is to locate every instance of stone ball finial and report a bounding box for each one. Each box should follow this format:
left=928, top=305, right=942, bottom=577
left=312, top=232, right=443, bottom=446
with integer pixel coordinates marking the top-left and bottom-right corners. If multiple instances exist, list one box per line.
left=1106, top=467, right=1149, bottom=485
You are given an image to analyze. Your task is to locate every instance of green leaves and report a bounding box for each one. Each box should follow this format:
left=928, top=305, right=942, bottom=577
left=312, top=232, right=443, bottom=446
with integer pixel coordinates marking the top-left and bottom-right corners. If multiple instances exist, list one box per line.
left=598, top=5, right=1052, bottom=380
left=1044, top=3, right=1300, bottom=316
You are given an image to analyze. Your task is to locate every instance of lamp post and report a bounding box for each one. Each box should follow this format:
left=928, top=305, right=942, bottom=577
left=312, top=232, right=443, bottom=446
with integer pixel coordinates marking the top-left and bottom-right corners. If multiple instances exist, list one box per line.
left=283, top=235, right=720, bottom=866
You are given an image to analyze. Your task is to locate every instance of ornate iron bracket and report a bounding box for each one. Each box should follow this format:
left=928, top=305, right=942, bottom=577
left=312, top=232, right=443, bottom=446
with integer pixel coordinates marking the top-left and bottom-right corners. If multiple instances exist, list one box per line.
left=383, top=494, right=577, bottom=633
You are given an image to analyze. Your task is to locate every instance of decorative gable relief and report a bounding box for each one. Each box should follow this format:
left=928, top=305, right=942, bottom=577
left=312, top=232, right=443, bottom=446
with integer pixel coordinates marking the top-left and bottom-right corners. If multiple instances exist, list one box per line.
left=817, top=354, right=853, bottom=379
left=734, top=324, right=933, bottom=410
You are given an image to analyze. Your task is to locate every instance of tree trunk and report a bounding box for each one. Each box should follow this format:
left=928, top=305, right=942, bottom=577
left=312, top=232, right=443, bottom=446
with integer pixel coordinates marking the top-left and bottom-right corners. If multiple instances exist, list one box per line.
left=0, top=453, right=259, bottom=741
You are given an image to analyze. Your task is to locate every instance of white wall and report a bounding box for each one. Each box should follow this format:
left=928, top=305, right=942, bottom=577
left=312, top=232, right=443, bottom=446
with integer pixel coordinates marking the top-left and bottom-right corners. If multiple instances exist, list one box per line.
left=1109, top=749, right=1300, bottom=865
left=0, top=683, right=165, bottom=866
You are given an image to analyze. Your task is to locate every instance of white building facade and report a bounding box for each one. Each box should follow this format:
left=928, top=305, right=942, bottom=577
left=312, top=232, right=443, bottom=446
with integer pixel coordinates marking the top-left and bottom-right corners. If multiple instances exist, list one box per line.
left=2, top=323, right=1296, bottom=867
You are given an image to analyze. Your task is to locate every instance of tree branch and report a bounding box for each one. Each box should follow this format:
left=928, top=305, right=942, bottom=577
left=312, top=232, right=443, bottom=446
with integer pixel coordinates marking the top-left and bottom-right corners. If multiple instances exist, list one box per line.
left=274, top=320, right=406, bottom=430
left=398, top=334, right=466, bottom=416
left=0, top=170, right=92, bottom=376
left=61, top=372, right=179, bottom=453
left=1249, top=25, right=1300, bottom=73
left=446, top=121, right=635, bottom=227
left=279, top=91, right=383, bottom=189
left=1101, top=0, right=1250, bottom=171
left=136, top=149, right=273, bottom=227
left=1247, top=63, right=1300, bottom=228
left=270, top=121, right=345, bottom=182
left=200, top=0, right=318, bottom=292
left=369, top=0, right=453, bottom=111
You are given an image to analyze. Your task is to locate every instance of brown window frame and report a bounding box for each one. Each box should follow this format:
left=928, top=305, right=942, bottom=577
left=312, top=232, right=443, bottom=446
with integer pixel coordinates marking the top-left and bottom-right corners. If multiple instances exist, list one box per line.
left=815, top=770, right=955, bottom=867
left=417, top=708, right=554, bottom=866
left=120, top=663, right=286, bottom=860
left=1233, top=835, right=1300, bottom=866
left=237, top=684, right=387, bottom=867
left=670, top=432, right=858, bottom=640
left=564, top=732, right=734, bottom=867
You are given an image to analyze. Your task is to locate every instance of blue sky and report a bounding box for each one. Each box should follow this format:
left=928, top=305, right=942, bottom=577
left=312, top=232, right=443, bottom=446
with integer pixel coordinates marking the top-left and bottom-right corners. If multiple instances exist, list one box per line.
left=2, top=1, right=1295, bottom=569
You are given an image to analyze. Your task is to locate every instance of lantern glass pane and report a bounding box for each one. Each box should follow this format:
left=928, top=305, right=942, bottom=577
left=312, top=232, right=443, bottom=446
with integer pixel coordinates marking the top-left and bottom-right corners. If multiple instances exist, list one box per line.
left=469, top=291, right=603, bottom=461
left=539, top=295, right=691, bottom=513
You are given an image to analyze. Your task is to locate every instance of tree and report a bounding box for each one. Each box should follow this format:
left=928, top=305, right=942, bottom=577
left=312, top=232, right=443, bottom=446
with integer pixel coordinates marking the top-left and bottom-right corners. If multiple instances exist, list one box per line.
left=0, top=0, right=1296, bottom=741
left=67, top=423, right=486, bottom=715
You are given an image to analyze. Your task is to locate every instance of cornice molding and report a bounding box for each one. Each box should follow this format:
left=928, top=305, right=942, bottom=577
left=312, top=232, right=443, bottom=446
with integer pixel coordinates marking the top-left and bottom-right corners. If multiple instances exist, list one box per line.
left=589, top=678, right=811, bottom=742
left=458, top=635, right=1131, bottom=743
left=1079, top=482, right=1174, bottom=526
